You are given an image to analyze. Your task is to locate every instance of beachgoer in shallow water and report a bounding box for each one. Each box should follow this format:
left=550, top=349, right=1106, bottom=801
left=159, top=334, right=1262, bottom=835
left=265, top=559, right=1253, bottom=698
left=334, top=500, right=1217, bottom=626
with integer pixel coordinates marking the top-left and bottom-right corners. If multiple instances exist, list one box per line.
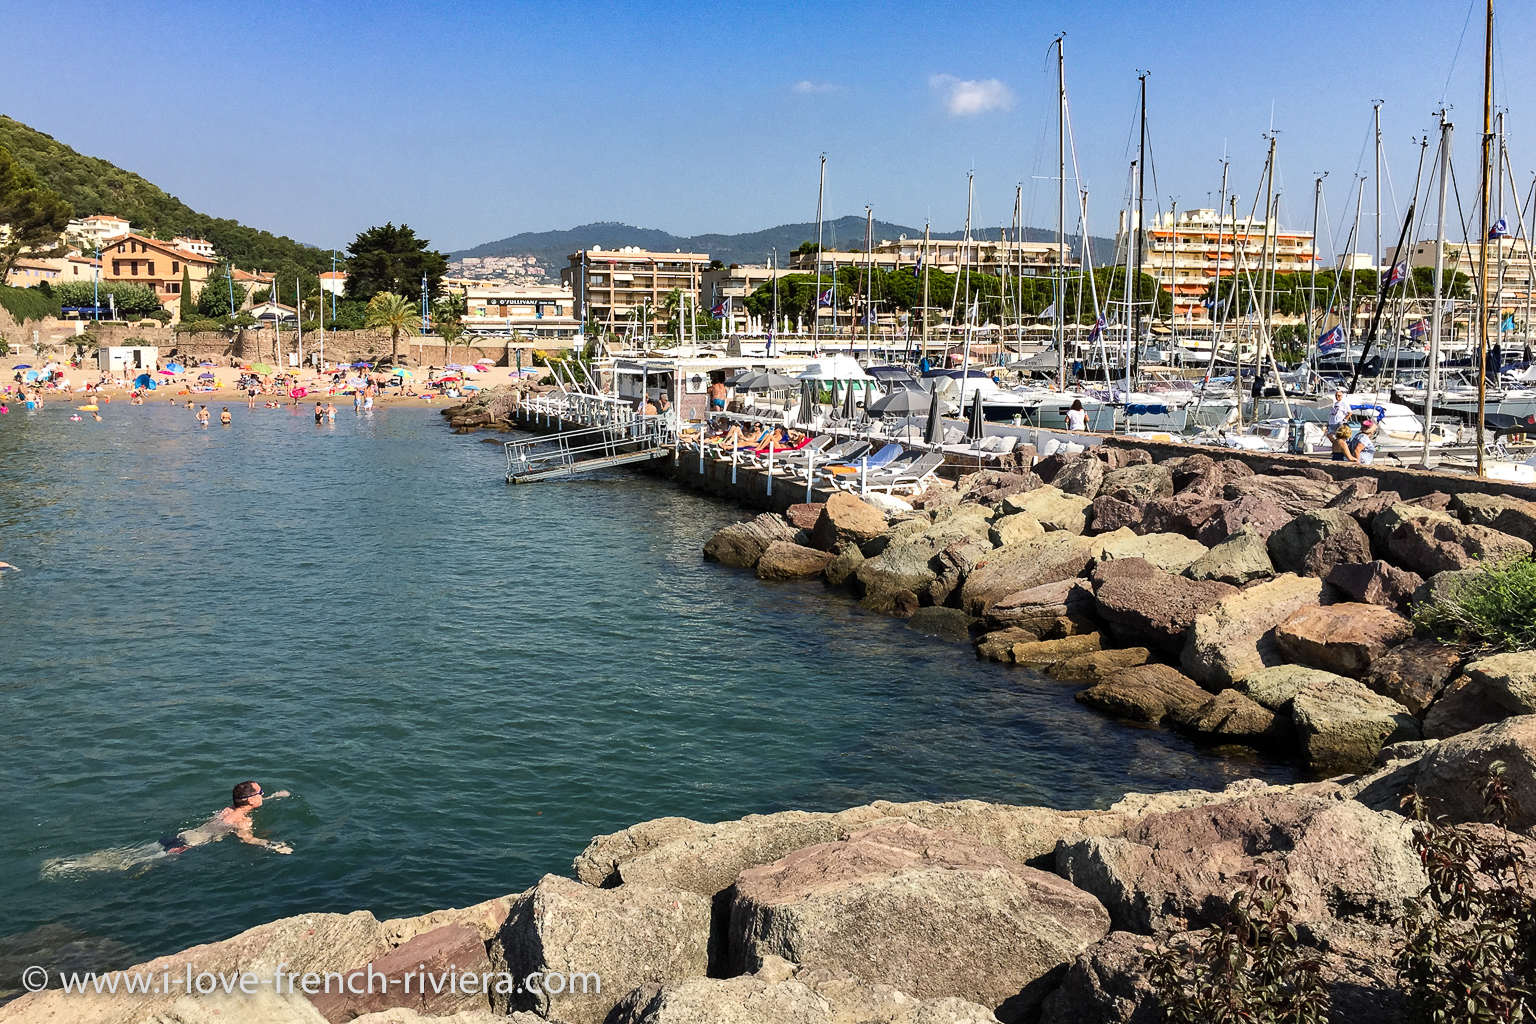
left=220, top=407, right=232, bottom=425
left=363, top=394, right=373, bottom=411
left=91, top=410, right=102, bottom=422
left=196, top=405, right=210, bottom=426
left=314, top=402, right=324, bottom=424
left=326, top=402, right=336, bottom=421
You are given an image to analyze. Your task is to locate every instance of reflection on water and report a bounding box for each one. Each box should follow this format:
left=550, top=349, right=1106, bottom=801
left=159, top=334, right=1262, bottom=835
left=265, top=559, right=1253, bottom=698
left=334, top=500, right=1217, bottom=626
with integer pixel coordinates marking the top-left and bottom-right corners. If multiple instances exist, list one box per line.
left=0, top=403, right=1299, bottom=968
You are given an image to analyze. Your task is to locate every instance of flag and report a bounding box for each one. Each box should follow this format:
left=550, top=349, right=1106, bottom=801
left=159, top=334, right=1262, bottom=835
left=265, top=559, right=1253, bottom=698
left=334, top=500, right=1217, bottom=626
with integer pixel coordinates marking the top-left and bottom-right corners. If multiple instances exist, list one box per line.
left=817, top=288, right=833, bottom=307
left=910, top=256, right=922, bottom=277
left=1386, top=261, right=1407, bottom=287
left=1087, top=316, right=1106, bottom=342
left=1503, top=314, right=1517, bottom=332
left=1038, top=301, right=1056, bottom=321
left=1408, top=319, right=1428, bottom=338
left=860, top=311, right=875, bottom=325
left=1317, top=324, right=1344, bottom=353
left=711, top=298, right=727, bottom=317
left=1490, top=218, right=1510, bottom=240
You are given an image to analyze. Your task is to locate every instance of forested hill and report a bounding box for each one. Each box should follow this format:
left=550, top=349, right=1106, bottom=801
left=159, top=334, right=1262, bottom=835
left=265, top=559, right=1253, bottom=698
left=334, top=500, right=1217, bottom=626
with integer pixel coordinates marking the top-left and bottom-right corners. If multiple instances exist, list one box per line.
left=0, top=116, right=331, bottom=274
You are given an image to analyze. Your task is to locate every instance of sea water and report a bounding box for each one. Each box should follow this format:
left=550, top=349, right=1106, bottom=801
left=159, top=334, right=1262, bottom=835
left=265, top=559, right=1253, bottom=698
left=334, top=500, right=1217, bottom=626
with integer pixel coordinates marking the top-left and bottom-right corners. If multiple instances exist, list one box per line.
left=0, top=401, right=1299, bottom=978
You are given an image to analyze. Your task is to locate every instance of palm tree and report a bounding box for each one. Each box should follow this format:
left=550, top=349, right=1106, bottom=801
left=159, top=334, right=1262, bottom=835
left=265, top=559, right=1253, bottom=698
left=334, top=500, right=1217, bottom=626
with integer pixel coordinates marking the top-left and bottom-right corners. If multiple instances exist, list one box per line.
left=432, top=294, right=467, bottom=365
left=365, top=292, right=419, bottom=363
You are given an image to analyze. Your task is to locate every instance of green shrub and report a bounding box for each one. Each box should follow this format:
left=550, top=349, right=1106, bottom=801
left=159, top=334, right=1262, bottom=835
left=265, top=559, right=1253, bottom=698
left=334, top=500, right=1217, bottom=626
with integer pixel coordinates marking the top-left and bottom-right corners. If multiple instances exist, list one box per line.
left=0, top=283, right=62, bottom=322
left=1412, top=556, right=1536, bottom=652
left=175, top=318, right=226, bottom=335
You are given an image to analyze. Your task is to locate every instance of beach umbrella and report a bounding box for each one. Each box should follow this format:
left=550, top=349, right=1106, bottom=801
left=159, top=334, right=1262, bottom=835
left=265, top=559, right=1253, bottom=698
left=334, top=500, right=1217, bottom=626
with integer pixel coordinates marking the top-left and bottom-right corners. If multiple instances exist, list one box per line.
left=923, top=387, right=943, bottom=445
left=251, top=362, right=275, bottom=375
left=394, top=368, right=414, bottom=379
left=967, top=393, right=986, bottom=442
left=199, top=361, right=216, bottom=367
left=735, top=371, right=798, bottom=391
left=158, top=369, right=175, bottom=376
left=165, top=362, right=184, bottom=373
left=866, top=390, right=928, bottom=417
left=24, top=370, right=39, bottom=380
left=446, top=363, right=465, bottom=370
left=13, top=364, right=31, bottom=369
left=841, top=381, right=857, bottom=419
left=797, top=380, right=816, bottom=425
left=134, top=373, right=154, bottom=388
left=198, top=372, right=216, bottom=380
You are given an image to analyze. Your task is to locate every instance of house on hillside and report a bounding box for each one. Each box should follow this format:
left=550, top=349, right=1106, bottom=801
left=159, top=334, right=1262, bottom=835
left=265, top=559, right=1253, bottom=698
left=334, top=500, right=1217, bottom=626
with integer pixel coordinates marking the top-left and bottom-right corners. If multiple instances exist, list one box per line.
left=99, top=234, right=216, bottom=319
left=247, top=299, right=296, bottom=323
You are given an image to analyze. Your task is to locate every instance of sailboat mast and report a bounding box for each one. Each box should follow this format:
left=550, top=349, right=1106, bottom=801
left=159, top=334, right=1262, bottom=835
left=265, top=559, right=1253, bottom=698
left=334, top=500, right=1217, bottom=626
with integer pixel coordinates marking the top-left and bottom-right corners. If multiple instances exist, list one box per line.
left=814, top=154, right=826, bottom=351
left=1423, top=114, right=1452, bottom=469
left=1132, top=72, right=1148, bottom=384
left=1310, top=173, right=1324, bottom=368
left=1013, top=184, right=1023, bottom=349
left=1374, top=101, right=1383, bottom=275
left=864, top=205, right=874, bottom=356
left=922, top=221, right=931, bottom=361
left=1057, top=35, right=1067, bottom=385
left=1476, top=0, right=1493, bottom=476
left=1123, top=163, right=1136, bottom=393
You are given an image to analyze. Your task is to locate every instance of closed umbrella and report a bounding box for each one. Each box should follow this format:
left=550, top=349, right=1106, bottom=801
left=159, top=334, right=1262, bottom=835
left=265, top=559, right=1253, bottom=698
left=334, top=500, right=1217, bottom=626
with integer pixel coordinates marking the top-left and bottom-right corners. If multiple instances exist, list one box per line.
left=923, top=387, right=944, bottom=445
left=797, top=380, right=816, bottom=425
left=841, top=381, right=857, bottom=419
left=967, top=392, right=986, bottom=442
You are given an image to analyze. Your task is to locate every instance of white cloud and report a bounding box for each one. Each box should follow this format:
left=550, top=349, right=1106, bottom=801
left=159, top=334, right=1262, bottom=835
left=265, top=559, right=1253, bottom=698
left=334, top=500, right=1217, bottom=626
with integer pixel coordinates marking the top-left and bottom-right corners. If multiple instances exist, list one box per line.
left=928, top=74, right=1014, bottom=116
left=792, top=80, right=841, bottom=95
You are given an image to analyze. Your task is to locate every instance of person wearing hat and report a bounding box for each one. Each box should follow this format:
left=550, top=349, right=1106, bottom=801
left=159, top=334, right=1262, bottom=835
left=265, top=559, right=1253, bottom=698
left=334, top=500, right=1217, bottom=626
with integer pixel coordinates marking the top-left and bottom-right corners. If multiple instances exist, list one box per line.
left=1350, top=417, right=1379, bottom=465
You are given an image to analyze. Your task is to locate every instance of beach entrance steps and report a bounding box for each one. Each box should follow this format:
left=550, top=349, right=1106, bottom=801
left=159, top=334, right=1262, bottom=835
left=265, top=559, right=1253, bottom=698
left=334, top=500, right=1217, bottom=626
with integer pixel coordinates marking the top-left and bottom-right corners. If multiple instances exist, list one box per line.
left=505, top=422, right=672, bottom=483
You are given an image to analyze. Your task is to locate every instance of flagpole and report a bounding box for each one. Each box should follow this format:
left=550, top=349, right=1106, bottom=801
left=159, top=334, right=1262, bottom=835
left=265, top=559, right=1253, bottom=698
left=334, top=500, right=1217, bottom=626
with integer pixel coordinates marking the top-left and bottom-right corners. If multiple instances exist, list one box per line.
left=1476, top=0, right=1493, bottom=477
left=1424, top=113, right=1452, bottom=469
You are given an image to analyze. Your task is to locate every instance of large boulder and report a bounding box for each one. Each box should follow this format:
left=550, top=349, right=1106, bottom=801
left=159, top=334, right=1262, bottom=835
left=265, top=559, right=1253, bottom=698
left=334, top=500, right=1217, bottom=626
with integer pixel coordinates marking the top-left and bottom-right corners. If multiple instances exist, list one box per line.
left=1288, top=669, right=1421, bottom=769
left=1359, top=639, right=1463, bottom=716
left=1223, top=474, right=1341, bottom=515
left=1092, top=558, right=1236, bottom=653
left=1053, top=456, right=1106, bottom=498
left=783, top=502, right=825, bottom=531
left=1422, top=652, right=1536, bottom=740
left=1049, top=647, right=1150, bottom=684
left=755, top=541, right=836, bottom=581
left=1420, top=669, right=1510, bottom=739
left=1100, top=464, right=1174, bottom=505
left=489, top=875, right=710, bottom=1024
left=1453, top=491, right=1536, bottom=546
left=986, top=578, right=1096, bottom=631
left=1004, top=488, right=1094, bottom=534
left=1266, top=509, right=1372, bottom=578
left=1388, top=518, right=1533, bottom=576
left=1180, top=574, right=1331, bottom=687
left=822, top=542, right=865, bottom=586
left=1195, top=493, right=1294, bottom=546
left=1409, top=566, right=1485, bottom=611
left=809, top=492, right=888, bottom=551
left=990, top=512, right=1045, bottom=548
left=1413, top=716, right=1536, bottom=834
left=704, top=514, right=797, bottom=568
left=1012, top=633, right=1103, bottom=666
left=309, top=924, right=491, bottom=1022
left=929, top=538, right=994, bottom=606
left=1037, top=931, right=1159, bottom=1024
left=1088, top=495, right=1144, bottom=534
left=1167, top=688, right=1285, bottom=746
left=1182, top=525, right=1274, bottom=585
left=728, top=822, right=1110, bottom=1021
left=1237, top=664, right=1343, bottom=710
left=1137, top=496, right=1225, bottom=540
left=1272, top=602, right=1412, bottom=678
left=1075, top=664, right=1213, bottom=724
left=1089, top=531, right=1208, bottom=575
left=1055, top=793, right=1425, bottom=934
left=1323, top=559, right=1423, bottom=609
left=1370, top=501, right=1454, bottom=548
left=960, top=533, right=1096, bottom=616
left=906, top=606, right=979, bottom=644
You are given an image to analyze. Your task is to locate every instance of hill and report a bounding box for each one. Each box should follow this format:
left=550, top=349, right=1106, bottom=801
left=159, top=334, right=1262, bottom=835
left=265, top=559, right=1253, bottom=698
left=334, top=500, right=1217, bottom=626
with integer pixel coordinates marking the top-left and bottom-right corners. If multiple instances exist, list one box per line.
left=451, top=217, right=1117, bottom=277
left=0, top=115, right=331, bottom=274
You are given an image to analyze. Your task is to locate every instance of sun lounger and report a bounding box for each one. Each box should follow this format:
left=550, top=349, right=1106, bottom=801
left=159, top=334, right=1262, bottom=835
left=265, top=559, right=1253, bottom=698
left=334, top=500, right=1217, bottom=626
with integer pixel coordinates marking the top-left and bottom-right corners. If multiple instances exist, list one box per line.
left=855, top=451, right=947, bottom=494
left=778, top=439, right=872, bottom=480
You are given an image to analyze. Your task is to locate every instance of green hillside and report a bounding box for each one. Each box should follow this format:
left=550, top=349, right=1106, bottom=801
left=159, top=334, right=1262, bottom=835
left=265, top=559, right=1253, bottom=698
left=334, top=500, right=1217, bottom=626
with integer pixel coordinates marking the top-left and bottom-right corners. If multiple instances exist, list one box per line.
left=0, top=116, right=332, bottom=274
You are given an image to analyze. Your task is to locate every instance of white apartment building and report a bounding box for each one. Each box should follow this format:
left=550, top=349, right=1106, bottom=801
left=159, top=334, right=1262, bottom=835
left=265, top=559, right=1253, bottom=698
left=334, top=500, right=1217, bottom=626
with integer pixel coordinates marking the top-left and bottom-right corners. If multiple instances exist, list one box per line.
left=787, top=237, right=1077, bottom=277
left=463, top=283, right=580, bottom=342
left=171, top=236, right=216, bottom=259
left=67, top=214, right=132, bottom=248
left=562, top=247, right=709, bottom=336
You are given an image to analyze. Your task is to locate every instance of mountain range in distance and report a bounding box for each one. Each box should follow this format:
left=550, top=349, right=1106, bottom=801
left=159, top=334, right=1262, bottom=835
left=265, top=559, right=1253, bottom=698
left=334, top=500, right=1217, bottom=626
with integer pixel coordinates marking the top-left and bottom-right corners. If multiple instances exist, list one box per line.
left=451, top=216, right=1117, bottom=277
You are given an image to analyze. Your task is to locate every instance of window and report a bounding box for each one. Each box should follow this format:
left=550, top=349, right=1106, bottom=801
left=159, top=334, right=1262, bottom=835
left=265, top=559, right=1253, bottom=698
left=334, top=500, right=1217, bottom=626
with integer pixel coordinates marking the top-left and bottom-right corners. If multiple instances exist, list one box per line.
left=131, top=262, right=139, bottom=275
left=166, top=282, right=180, bottom=294
left=148, top=262, right=155, bottom=276
left=172, top=261, right=179, bottom=273
left=116, top=243, right=125, bottom=253
left=113, top=260, right=121, bottom=275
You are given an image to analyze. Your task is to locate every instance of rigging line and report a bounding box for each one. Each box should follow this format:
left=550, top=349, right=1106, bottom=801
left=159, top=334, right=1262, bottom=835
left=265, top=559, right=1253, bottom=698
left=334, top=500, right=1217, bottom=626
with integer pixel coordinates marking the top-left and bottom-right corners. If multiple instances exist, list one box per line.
left=1330, top=174, right=1365, bottom=256
left=1440, top=0, right=1477, bottom=108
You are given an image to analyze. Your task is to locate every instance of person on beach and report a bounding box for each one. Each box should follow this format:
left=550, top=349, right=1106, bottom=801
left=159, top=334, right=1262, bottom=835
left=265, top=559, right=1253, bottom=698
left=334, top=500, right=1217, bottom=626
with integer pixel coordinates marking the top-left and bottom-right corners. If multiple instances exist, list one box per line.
left=196, top=405, right=210, bottom=426
left=707, top=379, right=727, bottom=411
left=1331, top=424, right=1358, bottom=463
left=247, top=385, right=258, bottom=409
left=220, top=408, right=232, bottom=426
left=1065, top=399, right=1089, bottom=432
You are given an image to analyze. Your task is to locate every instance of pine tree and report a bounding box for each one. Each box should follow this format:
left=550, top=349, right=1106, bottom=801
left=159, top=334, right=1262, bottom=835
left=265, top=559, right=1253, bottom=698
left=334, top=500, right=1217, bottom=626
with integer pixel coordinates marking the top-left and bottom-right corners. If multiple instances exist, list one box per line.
left=178, top=266, right=194, bottom=321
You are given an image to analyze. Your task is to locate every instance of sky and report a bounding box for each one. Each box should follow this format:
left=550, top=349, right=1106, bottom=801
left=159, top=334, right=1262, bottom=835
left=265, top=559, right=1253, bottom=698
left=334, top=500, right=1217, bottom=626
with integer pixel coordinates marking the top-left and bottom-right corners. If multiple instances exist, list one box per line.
left=3, top=0, right=1532, bottom=257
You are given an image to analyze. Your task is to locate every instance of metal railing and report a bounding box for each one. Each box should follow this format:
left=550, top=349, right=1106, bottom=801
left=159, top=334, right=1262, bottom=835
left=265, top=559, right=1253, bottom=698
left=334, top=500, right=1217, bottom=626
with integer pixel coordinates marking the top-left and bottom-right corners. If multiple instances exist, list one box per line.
left=519, top=390, right=639, bottom=429
left=504, top=420, right=673, bottom=480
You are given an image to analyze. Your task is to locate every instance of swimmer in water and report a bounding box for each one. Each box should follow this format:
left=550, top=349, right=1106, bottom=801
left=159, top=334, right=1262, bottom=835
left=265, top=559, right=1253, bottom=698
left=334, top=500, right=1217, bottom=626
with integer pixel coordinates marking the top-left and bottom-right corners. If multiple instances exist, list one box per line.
left=158, top=781, right=292, bottom=855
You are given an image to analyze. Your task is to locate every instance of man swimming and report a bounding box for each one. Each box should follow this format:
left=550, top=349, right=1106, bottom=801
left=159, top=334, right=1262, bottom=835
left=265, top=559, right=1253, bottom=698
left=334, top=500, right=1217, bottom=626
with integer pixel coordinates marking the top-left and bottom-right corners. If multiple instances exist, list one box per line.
left=160, top=781, right=293, bottom=855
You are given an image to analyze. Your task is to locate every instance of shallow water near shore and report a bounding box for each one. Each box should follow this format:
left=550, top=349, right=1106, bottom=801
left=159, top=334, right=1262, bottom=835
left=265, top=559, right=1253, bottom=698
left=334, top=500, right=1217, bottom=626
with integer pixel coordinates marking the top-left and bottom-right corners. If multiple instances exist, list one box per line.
left=0, top=401, right=1300, bottom=971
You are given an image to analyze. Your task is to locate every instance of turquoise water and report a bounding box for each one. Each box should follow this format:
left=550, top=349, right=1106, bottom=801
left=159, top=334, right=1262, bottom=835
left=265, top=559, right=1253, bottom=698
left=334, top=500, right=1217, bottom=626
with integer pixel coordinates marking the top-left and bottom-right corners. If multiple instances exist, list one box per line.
left=0, top=402, right=1298, bottom=975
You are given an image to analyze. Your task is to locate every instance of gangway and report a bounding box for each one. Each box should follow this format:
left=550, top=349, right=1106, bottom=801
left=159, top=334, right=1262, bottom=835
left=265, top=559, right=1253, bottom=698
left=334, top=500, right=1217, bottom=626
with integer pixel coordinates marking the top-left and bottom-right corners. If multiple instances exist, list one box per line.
left=505, top=421, right=673, bottom=483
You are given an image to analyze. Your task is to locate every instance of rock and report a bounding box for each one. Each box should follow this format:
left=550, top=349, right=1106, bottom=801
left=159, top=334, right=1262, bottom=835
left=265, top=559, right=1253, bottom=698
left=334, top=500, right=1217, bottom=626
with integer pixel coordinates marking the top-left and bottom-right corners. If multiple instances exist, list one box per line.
left=1004, top=487, right=1094, bottom=534
left=1100, top=464, right=1174, bottom=505
left=1049, top=648, right=1150, bottom=684
left=1359, top=639, right=1463, bottom=716
left=1289, top=670, right=1421, bottom=769
left=755, top=542, right=836, bottom=581
left=1266, top=509, right=1372, bottom=578
left=928, top=538, right=994, bottom=606
left=1409, top=491, right=1454, bottom=511
left=1180, top=573, right=1331, bottom=687
left=489, top=875, right=710, bottom=1024
left=1422, top=653, right=1536, bottom=740
left=1075, top=664, right=1213, bottom=724
left=1088, top=495, right=1143, bottom=534
left=809, top=492, right=888, bottom=551
left=960, top=533, right=1096, bottom=616
left=977, top=626, right=1043, bottom=662
left=1032, top=452, right=1075, bottom=485
left=309, top=924, right=490, bottom=1023
left=1326, top=476, right=1379, bottom=505
left=728, top=822, right=1110, bottom=1021
left=609, top=964, right=1001, bottom=1024
left=1370, top=501, right=1454, bottom=548
left=1090, top=531, right=1209, bottom=575
left=1215, top=458, right=1255, bottom=480
left=990, top=512, right=1045, bottom=548
left=1422, top=673, right=1513, bottom=739
left=1037, top=931, right=1159, bottom=1024
left=1055, top=793, right=1425, bottom=933
left=861, top=492, right=915, bottom=515
left=1410, top=566, right=1485, bottom=610
left=905, top=606, right=978, bottom=643
left=887, top=589, right=921, bottom=617
left=1333, top=490, right=1403, bottom=535
left=1092, top=558, right=1236, bottom=654
left=1453, top=491, right=1536, bottom=546
left=1223, top=474, right=1341, bottom=515
left=986, top=578, right=1095, bottom=630
left=1054, top=456, right=1106, bottom=498
left=1273, top=602, right=1412, bottom=678
left=1387, top=518, right=1533, bottom=576
left=822, top=543, right=865, bottom=587
left=1413, top=716, right=1536, bottom=833
left=1171, top=454, right=1217, bottom=490
left=1237, top=664, right=1345, bottom=710
left=1167, top=689, right=1284, bottom=745
left=1138, top=496, right=1224, bottom=539
left=1195, top=493, right=1294, bottom=547
left=857, top=542, right=941, bottom=603
left=783, top=502, right=824, bottom=531
left=1013, top=634, right=1102, bottom=666
left=1182, top=525, right=1274, bottom=585
left=1323, top=560, right=1423, bottom=609
left=704, top=514, right=797, bottom=568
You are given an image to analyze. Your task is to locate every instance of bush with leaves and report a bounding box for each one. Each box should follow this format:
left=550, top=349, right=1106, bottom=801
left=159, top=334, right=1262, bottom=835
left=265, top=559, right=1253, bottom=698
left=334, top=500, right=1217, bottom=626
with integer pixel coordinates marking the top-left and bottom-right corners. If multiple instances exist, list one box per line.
left=1398, top=766, right=1535, bottom=1023
left=1148, top=873, right=1329, bottom=1023
left=1413, top=556, right=1536, bottom=653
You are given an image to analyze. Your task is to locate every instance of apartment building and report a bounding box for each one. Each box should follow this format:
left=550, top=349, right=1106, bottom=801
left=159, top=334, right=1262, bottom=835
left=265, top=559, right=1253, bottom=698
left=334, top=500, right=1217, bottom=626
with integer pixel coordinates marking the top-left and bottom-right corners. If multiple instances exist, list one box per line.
left=1115, top=208, right=1317, bottom=319
left=699, top=263, right=782, bottom=332
left=1401, top=237, right=1536, bottom=315
left=67, top=214, right=132, bottom=248
left=787, top=237, right=1078, bottom=277
left=561, top=246, right=709, bottom=336
left=319, top=271, right=348, bottom=296
left=463, top=283, right=580, bottom=342
left=100, top=233, right=217, bottom=313
left=172, top=236, right=216, bottom=259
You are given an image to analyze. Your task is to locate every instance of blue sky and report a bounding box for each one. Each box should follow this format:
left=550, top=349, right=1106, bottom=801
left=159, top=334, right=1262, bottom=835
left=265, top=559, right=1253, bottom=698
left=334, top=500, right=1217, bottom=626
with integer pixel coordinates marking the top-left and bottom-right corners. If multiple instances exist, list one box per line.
left=3, top=1, right=1531, bottom=255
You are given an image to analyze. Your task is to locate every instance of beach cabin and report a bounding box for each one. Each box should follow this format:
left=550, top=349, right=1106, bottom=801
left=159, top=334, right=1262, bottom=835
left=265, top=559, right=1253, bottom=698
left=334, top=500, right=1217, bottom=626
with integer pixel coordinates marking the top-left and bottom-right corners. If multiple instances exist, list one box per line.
left=99, top=345, right=159, bottom=374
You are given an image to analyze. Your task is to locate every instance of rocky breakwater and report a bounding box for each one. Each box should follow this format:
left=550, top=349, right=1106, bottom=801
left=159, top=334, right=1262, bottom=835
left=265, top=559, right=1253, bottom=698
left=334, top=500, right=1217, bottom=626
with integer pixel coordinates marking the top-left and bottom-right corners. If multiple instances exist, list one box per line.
left=8, top=718, right=1534, bottom=1024
left=703, top=450, right=1536, bottom=775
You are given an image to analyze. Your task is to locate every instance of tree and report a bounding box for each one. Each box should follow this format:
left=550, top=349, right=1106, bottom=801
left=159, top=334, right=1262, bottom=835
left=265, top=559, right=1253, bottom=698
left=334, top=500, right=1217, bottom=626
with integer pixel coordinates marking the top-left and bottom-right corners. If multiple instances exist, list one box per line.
left=364, top=291, right=420, bottom=362
left=0, top=144, right=73, bottom=282
left=178, top=266, right=194, bottom=321
left=432, top=293, right=466, bottom=365
left=344, top=223, right=447, bottom=303
left=197, top=271, right=248, bottom=317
